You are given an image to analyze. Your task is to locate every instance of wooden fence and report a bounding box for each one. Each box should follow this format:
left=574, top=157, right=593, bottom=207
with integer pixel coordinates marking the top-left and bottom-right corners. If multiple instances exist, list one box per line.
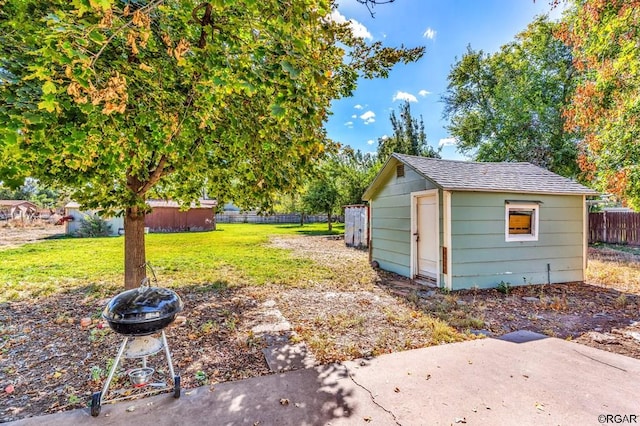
left=589, top=211, right=640, bottom=245
left=215, top=213, right=342, bottom=224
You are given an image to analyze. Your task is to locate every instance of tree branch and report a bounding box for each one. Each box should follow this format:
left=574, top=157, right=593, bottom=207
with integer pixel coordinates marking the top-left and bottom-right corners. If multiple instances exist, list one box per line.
left=138, top=155, right=168, bottom=195
left=356, top=0, right=396, bottom=17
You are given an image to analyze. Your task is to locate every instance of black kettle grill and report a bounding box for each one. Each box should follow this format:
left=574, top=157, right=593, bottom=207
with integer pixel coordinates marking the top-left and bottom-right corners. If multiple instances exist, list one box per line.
left=90, top=268, right=183, bottom=417
left=102, top=285, right=183, bottom=336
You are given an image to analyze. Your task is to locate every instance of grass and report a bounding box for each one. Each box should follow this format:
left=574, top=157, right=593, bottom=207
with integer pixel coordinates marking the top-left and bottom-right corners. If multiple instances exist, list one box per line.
left=587, top=243, right=640, bottom=294
left=0, top=223, right=341, bottom=302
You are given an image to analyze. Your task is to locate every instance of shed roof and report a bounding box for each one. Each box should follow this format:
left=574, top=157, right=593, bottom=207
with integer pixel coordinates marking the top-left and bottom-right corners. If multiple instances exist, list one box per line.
left=147, top=199, right=218, bottom=209
left=363, top=153, right=597, bottom=200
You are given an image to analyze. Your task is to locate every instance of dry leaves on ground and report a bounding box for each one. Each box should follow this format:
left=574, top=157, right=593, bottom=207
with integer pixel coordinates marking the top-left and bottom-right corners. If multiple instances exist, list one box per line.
left=1, top=233, right=640, bottom=423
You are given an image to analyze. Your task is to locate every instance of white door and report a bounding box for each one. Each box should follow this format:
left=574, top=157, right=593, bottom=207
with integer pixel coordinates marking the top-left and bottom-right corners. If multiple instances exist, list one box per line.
left=416, top=193, right=438, bottom=280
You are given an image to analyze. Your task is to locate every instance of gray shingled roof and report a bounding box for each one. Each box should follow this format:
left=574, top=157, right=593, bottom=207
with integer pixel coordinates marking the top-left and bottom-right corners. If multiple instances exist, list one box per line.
left=391, top=153, right=597, bottom=195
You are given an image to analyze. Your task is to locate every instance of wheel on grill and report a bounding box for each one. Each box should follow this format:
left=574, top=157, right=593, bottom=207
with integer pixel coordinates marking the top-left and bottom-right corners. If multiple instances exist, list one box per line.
left=174, top=375, right=181, bottom=399
left=91, top=391, right=101, bottom=417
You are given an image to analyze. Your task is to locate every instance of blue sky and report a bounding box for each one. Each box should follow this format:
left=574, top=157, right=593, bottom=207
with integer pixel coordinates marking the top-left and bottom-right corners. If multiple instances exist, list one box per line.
left=326, top=0, right=565, bottom=160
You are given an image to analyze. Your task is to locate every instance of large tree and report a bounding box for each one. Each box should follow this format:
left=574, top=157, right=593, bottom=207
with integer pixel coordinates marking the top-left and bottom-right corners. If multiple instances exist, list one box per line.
left=0, top=0, right=424, bottom=288
left=560, top=0, right=640, bottom=208
left=443, top=16, right=579, bottom=177
left=377, top=101, right=440, bottom=160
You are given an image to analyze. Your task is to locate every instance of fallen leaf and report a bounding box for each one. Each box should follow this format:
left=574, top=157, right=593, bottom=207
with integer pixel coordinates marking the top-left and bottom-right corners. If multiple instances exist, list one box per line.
left=426, top=374, right=431, bottom=380
left=126, top=406, right=136, bottom=412
left=53, top=371, right=62, bottom=379
left=279, top=398, right=289, bottom=406
left=364, top=416, right=372, bottom=422
left=535, top=402, right=545, bottom=411
left=5, top=384, right=15, bottom=394
left=454, top=417, right=467, bottom=424
left=393, top=387, right=400, bottom=393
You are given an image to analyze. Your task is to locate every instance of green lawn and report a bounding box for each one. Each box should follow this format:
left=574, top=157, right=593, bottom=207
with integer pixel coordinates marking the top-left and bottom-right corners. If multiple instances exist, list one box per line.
left=0, top=223, right=342, bottom=302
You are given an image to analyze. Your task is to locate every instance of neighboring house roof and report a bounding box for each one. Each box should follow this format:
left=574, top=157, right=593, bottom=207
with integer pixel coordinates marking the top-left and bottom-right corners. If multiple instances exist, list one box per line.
left=65, top=199, right=218, bottom=210
left=363, top=153, right=598, bottom=200
left=147, top=199, right=218, bottom=209
left=0, top=200, right=38, bottom=208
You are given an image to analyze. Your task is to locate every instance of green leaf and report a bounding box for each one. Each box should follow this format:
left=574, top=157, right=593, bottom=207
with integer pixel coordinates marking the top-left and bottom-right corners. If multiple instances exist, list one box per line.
left=88, top=30, right=106, bottom=45
left=42, top=81, right=57, bottom=95
left=23, top=113, right=43, bottom=124
left=270, top=104, right=285, bottom=117
left=37, top=100, right=57, bottom=113
left=37, top=94, right=58, bottom=113
left=89, top=0, right=112, bottom=12
left=280, top=60, right=300, bottom=79
left=71, top=0, right=91, bottom=16
left=3, top=132, right=18, bottom=145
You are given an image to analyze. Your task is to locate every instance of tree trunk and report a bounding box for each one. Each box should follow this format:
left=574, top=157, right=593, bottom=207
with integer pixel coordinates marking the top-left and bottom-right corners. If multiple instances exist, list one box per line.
left=300, top=212, right=304, bottom=226
left=327, top=212, right=332, bottom=231
left=124, top=206, right=147, bottom=290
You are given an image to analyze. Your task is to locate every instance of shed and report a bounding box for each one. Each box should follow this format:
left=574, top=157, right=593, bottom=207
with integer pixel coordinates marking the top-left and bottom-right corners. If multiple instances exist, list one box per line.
left=344, top=204, right=369, bottom=248
left=64, top=202, right=124, bottom=236
left=362, top=153, right=598, bottom=290
left=145, top=199, right=217, bottom=232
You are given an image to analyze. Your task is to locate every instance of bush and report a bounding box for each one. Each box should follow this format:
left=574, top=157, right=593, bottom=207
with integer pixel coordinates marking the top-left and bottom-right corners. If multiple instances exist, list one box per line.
left=75, top=215, right=111, bottom=237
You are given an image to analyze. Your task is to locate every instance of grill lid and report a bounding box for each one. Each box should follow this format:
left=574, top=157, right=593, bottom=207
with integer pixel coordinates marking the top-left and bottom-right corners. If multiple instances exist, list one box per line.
left=103, top=286, right=183, bottom=324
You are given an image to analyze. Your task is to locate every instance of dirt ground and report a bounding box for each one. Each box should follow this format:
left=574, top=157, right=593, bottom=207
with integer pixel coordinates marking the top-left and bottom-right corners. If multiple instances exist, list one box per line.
left=1, top=226, right=639, bottom=422
left=0, top=220, right=63, bottom=250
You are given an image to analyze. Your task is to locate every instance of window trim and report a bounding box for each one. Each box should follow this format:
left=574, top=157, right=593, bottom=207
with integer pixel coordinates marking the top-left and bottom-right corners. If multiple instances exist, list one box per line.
left=505, top=202, right=539, bottom=242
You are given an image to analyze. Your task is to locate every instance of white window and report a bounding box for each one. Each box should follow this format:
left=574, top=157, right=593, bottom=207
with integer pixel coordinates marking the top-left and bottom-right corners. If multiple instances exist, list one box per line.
left=505, top=203, right=539, bottom=242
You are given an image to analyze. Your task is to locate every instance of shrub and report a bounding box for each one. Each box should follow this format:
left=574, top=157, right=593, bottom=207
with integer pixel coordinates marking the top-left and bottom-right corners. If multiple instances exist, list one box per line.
left=76, top=215, right=111, bottom=237
left=497, top=281, right=511, bottom=295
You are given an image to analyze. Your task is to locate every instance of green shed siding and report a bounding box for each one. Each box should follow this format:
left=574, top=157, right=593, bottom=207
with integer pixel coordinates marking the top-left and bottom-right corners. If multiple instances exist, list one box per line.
left=369, top=166, right=435, bottom=277
left=449, top=192, right=585, bottom=289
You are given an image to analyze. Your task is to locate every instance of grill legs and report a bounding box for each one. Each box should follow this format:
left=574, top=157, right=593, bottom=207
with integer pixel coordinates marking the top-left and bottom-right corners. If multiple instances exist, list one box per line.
left=90, top=331, right=180, bottom=417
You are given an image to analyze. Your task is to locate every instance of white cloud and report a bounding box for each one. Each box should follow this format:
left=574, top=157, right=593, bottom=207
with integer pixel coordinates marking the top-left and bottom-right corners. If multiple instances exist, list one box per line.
left=344, top=121, right=354, bottom=128
left=392, top=91, right=418, bottom=103
left=367, top=139, right=375, bottom=145
left=381, top=134, right=389, bottom=140
left=438, top=137, right=458, bottom=147
left=330, top=10, right=372, bottom=40
left=423, top=27, right=436, bottom=40
left=419, top=89, right=431, bottom=97
left=351, top=114, right=357, bottom=119
left=360, top=110, right=376, bottom=124
left=354, top=104, right=364, bottom=110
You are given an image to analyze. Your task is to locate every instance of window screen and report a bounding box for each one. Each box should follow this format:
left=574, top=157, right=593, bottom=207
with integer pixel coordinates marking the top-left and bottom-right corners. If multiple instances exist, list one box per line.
left=505, top=203, right=539, bottom=241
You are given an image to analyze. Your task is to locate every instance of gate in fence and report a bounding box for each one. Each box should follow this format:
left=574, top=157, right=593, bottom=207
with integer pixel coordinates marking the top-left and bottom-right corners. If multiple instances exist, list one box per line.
left=344, top=204, right=368, bottom=248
